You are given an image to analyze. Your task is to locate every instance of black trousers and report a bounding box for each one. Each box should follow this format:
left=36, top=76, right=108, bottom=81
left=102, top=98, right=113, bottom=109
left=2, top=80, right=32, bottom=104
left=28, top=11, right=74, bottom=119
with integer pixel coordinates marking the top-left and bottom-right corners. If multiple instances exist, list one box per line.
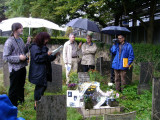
left=9, top=67, right=26, bottom=106
left=82, top=65, right=95, bottom=72
left=34, top=85, right=47, bottom=101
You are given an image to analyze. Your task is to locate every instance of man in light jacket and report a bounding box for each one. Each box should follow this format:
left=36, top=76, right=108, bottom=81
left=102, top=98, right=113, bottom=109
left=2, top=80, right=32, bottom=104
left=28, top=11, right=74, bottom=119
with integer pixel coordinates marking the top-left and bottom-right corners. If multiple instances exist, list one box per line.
left=111, top=35, right=134, bottom=92
left=81, top=34, right=97, bottom=72
left=63, top=33, right=82, bottom=84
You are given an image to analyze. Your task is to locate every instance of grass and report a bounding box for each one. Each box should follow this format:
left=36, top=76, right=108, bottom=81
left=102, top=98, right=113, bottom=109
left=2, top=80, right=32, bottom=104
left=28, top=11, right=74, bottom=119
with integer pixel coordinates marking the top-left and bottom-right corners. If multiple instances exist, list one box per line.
left=0, top=63, right=156, bottom=120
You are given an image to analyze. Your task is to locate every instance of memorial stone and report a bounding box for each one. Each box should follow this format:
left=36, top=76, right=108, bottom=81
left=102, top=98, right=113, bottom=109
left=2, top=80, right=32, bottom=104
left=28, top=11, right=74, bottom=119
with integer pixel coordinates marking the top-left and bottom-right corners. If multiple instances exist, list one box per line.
left=3, top=61, right=10, bottom=87
left=36, top=95, right=66, bottom=120
left=78, top=72, right=90, bottom=83
left=138, top=62, right=153, bottom=94
left=46, top=63, right=62, bottom=93
left=96, top=57, right=111, bottom=76
left=152, top=78, right=160, bottom=120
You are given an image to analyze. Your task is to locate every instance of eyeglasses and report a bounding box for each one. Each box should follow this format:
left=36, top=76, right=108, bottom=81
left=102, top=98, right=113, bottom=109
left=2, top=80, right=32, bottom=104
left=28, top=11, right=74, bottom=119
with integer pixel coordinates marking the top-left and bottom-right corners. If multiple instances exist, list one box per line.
left=118, top=38, right=123, bottom=40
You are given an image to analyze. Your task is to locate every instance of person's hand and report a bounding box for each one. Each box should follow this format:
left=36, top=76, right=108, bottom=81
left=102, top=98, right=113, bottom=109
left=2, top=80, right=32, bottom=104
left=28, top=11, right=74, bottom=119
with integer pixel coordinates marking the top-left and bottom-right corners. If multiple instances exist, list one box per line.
left=27, top=36, right=31, bottom=43
left=56, top=52, right=60, bottom=56
left=48, top=51, right=52, bottom=56
left=19, top=55, right=26, bottom=61
left=78, top=42, right=82, bottom=48
left=126, top=64, right=130, bottom=68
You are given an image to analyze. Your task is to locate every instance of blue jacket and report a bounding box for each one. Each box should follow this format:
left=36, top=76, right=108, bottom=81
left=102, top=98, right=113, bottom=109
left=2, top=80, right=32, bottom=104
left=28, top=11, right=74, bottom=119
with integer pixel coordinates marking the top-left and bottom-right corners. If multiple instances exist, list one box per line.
left=0, top=94, right=25, bottom=120
left=111, top=42, right=134, bottom=70
left=29, top=43, right=56, bottom=86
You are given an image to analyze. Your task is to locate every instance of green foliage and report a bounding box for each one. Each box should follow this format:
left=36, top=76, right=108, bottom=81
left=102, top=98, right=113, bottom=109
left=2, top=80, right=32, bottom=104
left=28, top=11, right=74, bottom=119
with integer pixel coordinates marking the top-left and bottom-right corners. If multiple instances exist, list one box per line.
left=88, top=70, right=106, bottom=84
left=67, top=107, right=83, bottom=120
left=119, top=81, right=152, bottom=120
left=65, top=27, right=73, bottom=37
left=69, top=72, right=78, bottom=84
left=0, top=36, right=86, bottom=45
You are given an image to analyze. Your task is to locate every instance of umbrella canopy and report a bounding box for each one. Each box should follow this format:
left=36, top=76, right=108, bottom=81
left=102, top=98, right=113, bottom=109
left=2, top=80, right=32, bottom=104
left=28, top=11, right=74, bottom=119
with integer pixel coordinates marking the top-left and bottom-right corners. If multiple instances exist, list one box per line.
left=101, top=26, right=131, bottom=35
left=66, top=18, right=100, bottom=33
left=0, top=17, right=65, bottom=35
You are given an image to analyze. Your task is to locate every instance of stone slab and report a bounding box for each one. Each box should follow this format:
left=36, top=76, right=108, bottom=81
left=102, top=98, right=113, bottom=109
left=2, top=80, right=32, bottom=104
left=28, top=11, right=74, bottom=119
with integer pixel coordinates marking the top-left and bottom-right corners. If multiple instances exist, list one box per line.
left=46, top=63, right=62, bottom=93
left=80, top=106, right=120, bottom=118
left=152, top=78, right=160, bottom=120
left=36, top=95, right=66, bottom=120
left=78, top=72, right=90, bottom=83
left=104, top=111, right=136, bottom=120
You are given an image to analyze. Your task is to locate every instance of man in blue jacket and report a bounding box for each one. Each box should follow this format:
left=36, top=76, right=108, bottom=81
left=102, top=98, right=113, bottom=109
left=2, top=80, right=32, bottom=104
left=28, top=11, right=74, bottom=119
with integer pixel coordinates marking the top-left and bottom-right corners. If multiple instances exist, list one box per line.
left=111, top=35, right=134, bottom=92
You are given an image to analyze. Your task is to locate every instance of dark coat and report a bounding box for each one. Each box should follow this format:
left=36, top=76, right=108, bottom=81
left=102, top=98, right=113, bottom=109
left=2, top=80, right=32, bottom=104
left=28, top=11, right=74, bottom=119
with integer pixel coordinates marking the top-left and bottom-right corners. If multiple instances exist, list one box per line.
left=29, top=43, right=56, bottom=86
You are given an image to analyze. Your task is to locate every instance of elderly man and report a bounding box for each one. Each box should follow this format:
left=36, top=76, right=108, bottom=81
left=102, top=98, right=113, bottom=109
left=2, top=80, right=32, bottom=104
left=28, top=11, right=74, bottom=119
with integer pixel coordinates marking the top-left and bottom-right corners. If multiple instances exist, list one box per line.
left=63, top=33, right=82, bottom=84
left=81, top=34, right=97, bottom=72
left=111, top=35, right=134, bottom=92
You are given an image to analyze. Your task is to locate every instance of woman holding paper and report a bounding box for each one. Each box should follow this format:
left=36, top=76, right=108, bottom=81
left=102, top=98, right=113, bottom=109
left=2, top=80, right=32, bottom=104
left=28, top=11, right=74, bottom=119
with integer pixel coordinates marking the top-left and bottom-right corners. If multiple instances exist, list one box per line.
left=29, top=32, right=59, bottom=110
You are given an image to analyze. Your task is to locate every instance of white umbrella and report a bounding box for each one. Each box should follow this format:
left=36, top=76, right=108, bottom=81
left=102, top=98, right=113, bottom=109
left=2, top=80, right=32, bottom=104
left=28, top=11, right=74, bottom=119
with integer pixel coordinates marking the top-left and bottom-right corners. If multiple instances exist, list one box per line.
left=0, top=17, right=65, bottom=35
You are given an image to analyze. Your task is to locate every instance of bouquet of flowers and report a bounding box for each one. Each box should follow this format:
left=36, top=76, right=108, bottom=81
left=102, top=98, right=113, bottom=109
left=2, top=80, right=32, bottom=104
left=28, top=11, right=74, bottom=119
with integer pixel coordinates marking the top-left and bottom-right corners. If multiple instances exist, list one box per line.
left=68, top=83, right=77, bottom=90
left=106, top=89, right=119, bottom=99
left=107, top=82, right=115, bottom=90
left=83, top=85, right=97, bottom=109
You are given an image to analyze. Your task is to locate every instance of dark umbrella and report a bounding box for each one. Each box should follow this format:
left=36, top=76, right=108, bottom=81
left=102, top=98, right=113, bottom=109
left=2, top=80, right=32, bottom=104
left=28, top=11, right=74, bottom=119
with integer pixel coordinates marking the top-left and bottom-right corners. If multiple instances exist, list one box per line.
left=66, top=18, right=100, bottom=33
left=101, top=26, right=130, bottom=35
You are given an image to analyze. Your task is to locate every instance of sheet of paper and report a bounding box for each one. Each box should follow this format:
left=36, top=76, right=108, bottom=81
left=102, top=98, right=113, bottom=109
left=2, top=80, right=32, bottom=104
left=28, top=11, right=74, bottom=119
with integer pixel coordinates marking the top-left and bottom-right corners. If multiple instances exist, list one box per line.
left=51, top=45, right=63, bottom=56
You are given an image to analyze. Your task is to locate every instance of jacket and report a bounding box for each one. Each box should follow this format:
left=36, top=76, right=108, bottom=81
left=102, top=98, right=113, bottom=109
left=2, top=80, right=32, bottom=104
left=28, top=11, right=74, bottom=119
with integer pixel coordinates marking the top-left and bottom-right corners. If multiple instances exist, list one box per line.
left=0, top=94, right=25, bottom=120
left=81, top=42, right=97, bottom=65
left=3, top=36, right=30, bottom=72
left=111, top=42, right=134, bottom=70
left=63, top=40, right=79, bottom=64
left=29, top=43, right=56, bottom=86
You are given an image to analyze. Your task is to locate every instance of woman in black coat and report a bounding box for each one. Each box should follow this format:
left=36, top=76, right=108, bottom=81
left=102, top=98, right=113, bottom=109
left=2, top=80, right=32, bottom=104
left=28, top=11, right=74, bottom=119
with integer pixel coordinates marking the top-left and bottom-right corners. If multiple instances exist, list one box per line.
left=29, top=32, right=58, bottom=109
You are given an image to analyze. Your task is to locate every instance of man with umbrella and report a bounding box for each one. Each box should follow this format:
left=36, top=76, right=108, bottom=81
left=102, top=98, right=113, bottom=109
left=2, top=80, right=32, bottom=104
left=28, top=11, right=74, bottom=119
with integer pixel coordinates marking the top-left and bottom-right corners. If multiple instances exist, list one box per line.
left=111, top=34, right=134, bottom=92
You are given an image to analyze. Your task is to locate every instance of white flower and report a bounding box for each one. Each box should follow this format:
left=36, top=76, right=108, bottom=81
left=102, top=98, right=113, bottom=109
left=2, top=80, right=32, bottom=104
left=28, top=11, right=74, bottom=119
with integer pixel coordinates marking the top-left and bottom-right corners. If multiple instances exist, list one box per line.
left=116, top=93, right=119, bottom=98
left=108, top=82, right=113, bottom=86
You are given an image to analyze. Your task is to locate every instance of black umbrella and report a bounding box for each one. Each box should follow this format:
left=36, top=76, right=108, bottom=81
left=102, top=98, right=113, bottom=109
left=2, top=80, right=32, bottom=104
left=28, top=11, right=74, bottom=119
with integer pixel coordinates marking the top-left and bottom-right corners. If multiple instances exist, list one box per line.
left=66, top=18, right=100, bottom=33
left=101, top=26, right=131, bottom=35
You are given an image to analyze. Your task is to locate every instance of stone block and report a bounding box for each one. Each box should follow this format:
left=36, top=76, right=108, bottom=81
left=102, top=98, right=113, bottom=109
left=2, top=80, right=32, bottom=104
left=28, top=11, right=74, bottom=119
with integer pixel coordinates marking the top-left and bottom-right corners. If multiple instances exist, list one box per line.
left=36, top=95, right=66, bottom=120
left=152, top=78, right=160, bottom=120
left=46, top=63, right=62, bottom=93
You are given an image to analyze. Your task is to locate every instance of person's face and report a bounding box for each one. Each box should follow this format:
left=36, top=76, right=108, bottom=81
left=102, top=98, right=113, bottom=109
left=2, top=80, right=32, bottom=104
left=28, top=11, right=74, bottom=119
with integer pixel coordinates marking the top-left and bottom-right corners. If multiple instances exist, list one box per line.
left=118, top=35, right=125, bottom=43
left=69, top=35, right=75, bottom=43
left=86, top=36, right=92, bottom=43
left=44, top=39, right=49, bottom=45
left=16, top=26, right=23, bottom=35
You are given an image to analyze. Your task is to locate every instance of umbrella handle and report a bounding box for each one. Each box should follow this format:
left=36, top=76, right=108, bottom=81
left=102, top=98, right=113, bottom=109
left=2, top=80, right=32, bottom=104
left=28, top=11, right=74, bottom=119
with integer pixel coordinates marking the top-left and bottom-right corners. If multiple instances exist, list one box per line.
left=29, top=27, right=30, bottom=36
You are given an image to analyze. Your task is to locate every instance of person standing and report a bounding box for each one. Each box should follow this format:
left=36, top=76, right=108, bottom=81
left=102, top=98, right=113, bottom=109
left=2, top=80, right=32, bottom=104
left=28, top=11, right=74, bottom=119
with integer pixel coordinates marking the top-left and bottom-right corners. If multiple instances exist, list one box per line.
left=63, top=33, right=82, bottom=84
left=29, top=32, right=59, bottom=109
left=111, top=35, right=134, bottom=92
left=81, top=34, right=97, bottom=72
left=3, top=23, right=31, bottom=106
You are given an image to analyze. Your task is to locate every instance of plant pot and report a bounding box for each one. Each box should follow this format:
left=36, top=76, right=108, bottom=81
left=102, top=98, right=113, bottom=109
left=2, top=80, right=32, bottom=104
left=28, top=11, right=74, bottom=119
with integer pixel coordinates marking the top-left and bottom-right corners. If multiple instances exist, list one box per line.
left=68, top=86, right=77, bottom=90
left=108, top=99, right=119, bottom=107
left=85, top=101, right=94, bottom=109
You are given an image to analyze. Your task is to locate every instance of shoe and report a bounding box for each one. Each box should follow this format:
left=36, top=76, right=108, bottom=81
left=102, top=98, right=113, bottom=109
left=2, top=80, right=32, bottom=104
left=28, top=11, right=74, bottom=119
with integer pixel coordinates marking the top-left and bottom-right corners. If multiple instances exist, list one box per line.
left=34, top=105, right=36, bottom=110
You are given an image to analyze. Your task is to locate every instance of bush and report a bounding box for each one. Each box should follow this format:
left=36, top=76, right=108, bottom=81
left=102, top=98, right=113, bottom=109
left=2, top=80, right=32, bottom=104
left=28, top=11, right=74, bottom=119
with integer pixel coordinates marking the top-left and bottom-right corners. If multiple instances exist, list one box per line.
left=0, top=36, right=86, bottom=45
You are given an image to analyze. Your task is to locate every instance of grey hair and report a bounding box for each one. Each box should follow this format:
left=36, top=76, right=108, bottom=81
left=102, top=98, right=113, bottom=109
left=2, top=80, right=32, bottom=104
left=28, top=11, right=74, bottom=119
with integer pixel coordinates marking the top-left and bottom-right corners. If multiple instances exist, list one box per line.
left=69, top=33, right=76, bottom=38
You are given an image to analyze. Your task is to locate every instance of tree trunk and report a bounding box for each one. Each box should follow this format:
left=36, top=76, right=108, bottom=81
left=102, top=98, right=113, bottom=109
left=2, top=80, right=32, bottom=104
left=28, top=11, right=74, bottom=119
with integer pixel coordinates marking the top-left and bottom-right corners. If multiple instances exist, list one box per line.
left=114, top=14, right=120, bottom=26
left=146, top=0, right=157, bottom=44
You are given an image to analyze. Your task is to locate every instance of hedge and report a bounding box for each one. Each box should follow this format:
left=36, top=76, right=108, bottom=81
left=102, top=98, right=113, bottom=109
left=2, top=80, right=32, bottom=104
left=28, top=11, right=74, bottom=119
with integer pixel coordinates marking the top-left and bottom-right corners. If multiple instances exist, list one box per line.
left=0, top=36, right=87, bottom=45
left=0, top=36, right=159, bottom=69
